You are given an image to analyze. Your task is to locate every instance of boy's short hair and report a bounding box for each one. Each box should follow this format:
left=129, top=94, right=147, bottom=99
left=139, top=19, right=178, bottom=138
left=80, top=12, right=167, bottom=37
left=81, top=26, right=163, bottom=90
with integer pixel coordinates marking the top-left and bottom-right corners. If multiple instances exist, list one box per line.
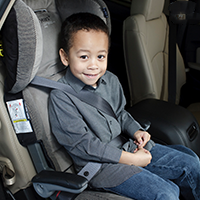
left=60, top=12, right=110, bottom=54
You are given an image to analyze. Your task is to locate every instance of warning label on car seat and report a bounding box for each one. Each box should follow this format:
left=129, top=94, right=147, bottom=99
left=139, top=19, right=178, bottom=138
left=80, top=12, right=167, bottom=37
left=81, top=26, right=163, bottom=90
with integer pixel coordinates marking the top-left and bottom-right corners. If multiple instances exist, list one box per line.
left=6, top=99, right=33, bottom=134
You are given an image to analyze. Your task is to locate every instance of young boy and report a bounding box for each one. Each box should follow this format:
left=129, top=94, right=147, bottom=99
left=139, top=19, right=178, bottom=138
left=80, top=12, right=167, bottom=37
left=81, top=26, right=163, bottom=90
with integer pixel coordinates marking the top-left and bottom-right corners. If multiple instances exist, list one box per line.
left=49, top=13, right=200, bottom=200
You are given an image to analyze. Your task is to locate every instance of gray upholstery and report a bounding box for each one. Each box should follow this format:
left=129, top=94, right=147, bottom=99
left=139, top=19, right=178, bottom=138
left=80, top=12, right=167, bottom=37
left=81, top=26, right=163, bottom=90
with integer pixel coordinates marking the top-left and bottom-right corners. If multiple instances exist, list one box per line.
left=2, top=0, right=43, bottom=93
left=56, top=0, right=111, bottom=34
left=3, top=0, right=111, bottom=94
left=2, top=0, right=112, bottom=172
left=75, top=191, right=132, bottom=200
left=123, top=0, right=186, bottom=106
left=21, top=0, right=112, bottom=172
left=0, top=0, right=131, bottom=199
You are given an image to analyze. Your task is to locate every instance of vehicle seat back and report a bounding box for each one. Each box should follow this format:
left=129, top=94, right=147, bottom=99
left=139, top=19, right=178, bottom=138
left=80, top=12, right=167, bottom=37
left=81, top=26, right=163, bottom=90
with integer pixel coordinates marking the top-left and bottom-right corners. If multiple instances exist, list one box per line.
left=1, top=0, right=111, bottom=194
left=123, top=0, right=186, bottom=106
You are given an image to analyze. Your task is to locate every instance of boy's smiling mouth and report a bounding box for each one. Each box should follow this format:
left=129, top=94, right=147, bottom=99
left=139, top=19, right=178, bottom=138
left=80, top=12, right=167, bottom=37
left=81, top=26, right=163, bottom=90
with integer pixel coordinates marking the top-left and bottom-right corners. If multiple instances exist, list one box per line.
left=84, top=73, right=99, bottom=78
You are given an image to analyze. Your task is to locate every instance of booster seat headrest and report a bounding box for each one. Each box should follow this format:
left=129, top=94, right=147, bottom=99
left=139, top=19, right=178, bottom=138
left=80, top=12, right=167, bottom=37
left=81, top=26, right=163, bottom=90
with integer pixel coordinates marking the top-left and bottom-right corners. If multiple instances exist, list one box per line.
left=2, top=0, right=43, bottom=93
left=56, top=0, right=111, bottom=34
left=1, top=0, right=111, bottom=94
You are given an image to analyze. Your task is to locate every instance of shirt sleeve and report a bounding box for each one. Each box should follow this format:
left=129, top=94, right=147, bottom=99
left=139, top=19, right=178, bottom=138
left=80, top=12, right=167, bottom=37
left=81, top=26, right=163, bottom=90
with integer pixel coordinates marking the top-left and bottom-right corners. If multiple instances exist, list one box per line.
left=113, top=78, right=142, bottom=138
left=49, top=89, right=122, bottom=166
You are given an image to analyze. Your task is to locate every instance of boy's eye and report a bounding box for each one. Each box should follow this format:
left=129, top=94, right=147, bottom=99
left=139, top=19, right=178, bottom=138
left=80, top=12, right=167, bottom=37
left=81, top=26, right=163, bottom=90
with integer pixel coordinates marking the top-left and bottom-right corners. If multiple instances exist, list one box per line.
left=98, top=55, right=105, bottom=60
left=80, top=55, right=88, bottom=59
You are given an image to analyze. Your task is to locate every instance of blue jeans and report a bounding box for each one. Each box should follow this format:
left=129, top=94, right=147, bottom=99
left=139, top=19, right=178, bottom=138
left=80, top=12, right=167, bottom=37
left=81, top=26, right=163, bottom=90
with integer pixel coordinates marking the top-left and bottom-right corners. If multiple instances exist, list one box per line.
left=105, top=144, right=200, bottom=200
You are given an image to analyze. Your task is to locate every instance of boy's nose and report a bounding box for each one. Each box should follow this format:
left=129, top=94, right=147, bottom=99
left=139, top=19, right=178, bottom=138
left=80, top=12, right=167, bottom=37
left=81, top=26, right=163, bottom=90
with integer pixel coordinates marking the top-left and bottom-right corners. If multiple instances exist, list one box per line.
left=87, top=59, right=98, bottom=70
left=87, top=64, right=98, bottom=70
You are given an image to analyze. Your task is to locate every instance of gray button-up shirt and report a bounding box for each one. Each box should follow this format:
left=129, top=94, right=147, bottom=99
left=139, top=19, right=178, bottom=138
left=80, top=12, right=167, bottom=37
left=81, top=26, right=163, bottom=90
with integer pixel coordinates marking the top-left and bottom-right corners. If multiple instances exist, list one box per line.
left=49, top=68, right=154, bottom=188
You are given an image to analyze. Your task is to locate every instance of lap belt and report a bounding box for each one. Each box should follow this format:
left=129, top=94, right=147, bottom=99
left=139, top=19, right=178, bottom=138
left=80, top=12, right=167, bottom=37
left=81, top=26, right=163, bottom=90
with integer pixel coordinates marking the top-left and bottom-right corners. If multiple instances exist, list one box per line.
left=77, top=162, right=102, bottom=181
left=30, top=76, right=123, bottom=181
left=77, top=135, right=126, bottom=181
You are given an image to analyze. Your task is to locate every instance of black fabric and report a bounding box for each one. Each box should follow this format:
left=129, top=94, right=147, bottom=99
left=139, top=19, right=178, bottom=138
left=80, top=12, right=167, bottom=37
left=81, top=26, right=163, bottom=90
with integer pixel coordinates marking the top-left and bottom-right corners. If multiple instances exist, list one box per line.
left=1, top=7, right=18, bottom=92
left=0, top=170, right=16, bottom=200
left=16, top=133, right=37, bottom=147
left=37, top=140, right=56, bottom=170
left=128, top=99, right=200, bottom=156
left=1, top=0, right=43, bottom=94
left=168, top=1, right=197, bottom=104
left=4, top=92, right=37, bottom=146
left=168, top=20, right=177, bottom=104
left=0, top=177, right=7, bottom=200
left=180, top=72, right=200, bottom=107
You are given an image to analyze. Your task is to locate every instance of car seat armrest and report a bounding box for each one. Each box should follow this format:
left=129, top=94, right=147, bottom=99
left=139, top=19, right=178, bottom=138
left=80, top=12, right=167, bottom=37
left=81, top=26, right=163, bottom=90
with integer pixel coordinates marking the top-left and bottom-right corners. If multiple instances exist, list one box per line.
left=188, top=62, right=200, bottom=71
left=128, top=99, right=200, bottom=146
left=32, top=170, right=88, bottom=198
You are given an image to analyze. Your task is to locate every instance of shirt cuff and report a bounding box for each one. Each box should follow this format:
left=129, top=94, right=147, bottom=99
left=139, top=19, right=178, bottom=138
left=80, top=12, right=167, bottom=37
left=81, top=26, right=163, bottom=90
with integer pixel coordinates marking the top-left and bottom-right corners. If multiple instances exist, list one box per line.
left=101, top=145, right=122, bottom=163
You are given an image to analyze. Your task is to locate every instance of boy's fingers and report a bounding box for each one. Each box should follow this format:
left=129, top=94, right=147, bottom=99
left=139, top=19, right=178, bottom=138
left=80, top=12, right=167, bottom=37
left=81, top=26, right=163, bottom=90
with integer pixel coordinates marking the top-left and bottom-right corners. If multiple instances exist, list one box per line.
left=141, top=132, right=151, bottom=146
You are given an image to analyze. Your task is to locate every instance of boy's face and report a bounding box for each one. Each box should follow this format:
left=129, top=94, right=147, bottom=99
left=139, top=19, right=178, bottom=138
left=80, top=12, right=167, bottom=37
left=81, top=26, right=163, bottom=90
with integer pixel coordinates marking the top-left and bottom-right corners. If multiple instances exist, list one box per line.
left=60, top=29, right=109, bottom=88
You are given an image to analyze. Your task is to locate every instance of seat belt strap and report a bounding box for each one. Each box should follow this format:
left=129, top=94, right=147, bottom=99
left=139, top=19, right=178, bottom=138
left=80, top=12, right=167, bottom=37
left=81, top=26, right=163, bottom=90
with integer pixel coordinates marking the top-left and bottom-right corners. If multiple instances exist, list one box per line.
left=31, top=76, right=133, bottom=181
left=168, top=19, right=177, bottom=104
left=30, top=76, right=119, bottom=181
left=168, top=1, right=196, bottom=103
left=31, top=76, right=117, bottom=120
left=78, top=134, right=128, bottom=181
left=77, top=162, right=102, bottom=181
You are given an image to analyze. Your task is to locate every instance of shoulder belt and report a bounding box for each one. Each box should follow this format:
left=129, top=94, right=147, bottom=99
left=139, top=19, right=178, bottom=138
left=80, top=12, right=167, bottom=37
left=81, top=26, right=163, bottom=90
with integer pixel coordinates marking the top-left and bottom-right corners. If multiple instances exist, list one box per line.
left=31, top=76, right=117, bottom=120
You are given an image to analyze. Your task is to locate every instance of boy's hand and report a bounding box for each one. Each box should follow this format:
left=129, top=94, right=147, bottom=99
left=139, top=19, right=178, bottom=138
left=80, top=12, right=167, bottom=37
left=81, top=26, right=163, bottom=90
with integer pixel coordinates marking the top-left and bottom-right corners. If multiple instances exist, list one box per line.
left=133, top=130, right=151, bottom=148
left=119, top=148, right=152, bottom=167
left=132, top=147, right=152, bottom=167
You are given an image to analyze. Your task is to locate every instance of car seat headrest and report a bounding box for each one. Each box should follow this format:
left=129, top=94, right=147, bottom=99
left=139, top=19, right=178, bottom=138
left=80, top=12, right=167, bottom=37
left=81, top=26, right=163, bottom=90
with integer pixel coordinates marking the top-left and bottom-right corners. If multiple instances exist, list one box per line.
left=56, top=0, right=111, bottom=35
left=2, top=0, right=43, bottom=94
left=131, top=0, right=165, bottom=21
left=2, top=0, right=111, bottom=94
left=2, top=0, right=65, bottom=94
left=22, top=0, right=57, bottom=13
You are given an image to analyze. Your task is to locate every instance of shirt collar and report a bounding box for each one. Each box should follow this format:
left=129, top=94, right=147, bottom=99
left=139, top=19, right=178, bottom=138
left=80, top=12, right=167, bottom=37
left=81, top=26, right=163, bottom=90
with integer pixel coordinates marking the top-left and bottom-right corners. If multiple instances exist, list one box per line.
left=62, top=67, right=107, bottom=93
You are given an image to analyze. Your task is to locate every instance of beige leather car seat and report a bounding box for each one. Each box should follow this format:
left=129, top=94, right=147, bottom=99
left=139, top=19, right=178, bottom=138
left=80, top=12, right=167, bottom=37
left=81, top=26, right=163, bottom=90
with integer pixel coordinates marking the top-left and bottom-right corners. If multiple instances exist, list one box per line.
left=123, top=0, right=200, bottom=124
left=0, top=61, right=36, bottom=198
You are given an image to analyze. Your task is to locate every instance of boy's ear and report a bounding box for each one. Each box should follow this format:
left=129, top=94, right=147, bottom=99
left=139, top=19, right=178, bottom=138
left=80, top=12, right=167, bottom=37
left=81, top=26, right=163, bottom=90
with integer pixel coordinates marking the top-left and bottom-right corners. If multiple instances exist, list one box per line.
left=59, top=48, right=69, bottom=66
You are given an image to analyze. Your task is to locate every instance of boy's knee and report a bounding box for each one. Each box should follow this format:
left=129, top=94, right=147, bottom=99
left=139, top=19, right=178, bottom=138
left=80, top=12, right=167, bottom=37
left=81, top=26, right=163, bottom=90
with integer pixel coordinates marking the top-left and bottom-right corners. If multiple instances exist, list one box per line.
left=156, top=193, right=179, bottom=200
left=156, top=185, right=180, bottom=200
left=184, top=155, right=200, bottom=172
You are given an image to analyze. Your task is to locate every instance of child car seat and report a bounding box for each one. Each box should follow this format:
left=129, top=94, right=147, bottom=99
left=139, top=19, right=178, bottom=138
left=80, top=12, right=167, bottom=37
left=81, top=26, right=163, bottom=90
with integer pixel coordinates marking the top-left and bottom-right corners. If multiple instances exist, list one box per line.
left=0, top=0, right=132, bottom=199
